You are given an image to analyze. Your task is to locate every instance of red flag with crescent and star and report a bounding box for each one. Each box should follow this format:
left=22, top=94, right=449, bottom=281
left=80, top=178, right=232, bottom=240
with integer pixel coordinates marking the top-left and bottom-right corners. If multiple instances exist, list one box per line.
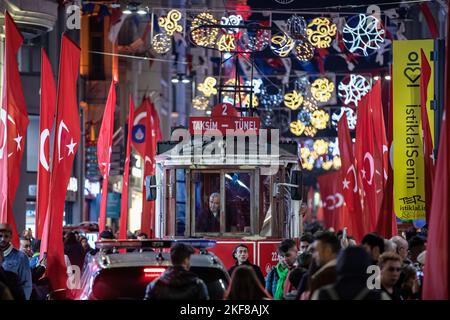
left=317, top=171, right=347, bottom=232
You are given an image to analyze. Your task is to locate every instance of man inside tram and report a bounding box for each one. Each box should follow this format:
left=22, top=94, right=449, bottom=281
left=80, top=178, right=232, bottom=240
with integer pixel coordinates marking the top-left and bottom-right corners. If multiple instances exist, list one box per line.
left=196, top=192, right=221, bottom=233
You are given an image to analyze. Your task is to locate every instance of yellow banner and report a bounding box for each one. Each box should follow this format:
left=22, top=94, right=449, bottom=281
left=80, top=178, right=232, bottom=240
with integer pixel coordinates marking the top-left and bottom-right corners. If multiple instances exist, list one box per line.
left=393, top=39, right=434, bottom=220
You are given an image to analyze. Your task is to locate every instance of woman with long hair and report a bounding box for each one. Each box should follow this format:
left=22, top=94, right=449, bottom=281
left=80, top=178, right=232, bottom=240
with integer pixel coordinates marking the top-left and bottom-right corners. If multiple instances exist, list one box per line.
left=224, top=265, right=272, bottom=300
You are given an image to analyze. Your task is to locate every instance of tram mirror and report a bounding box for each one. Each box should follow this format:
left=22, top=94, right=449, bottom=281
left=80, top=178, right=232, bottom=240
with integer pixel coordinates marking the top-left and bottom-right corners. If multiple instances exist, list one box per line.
left=290, top=170, right=303, bottom=201
left=145, top=175, right=157, bottom=201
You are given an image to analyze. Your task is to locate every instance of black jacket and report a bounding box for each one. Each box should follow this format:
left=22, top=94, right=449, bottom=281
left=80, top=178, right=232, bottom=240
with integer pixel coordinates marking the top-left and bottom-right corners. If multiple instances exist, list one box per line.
left=0, top=267, right=25, bottom=300
left=64, top=242, right=85, bottom=271
left=144, top=266, right=209, bottom=300
left=228, top=261, right=265, bottom=287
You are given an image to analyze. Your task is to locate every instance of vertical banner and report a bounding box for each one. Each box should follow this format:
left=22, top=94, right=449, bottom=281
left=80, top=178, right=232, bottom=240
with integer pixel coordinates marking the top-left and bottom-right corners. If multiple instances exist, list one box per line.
left=393, top=40, right=434, bottom=220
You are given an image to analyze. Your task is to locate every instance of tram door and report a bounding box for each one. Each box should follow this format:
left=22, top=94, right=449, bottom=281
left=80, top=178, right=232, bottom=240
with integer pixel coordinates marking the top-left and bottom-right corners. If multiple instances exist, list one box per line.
left=190, top=170, right=257, bottom=237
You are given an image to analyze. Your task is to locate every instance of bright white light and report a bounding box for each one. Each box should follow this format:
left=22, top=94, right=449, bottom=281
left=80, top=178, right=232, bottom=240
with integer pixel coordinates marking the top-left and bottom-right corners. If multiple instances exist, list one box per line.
left=373, top=76, right=380, bottom=81
left=224, top=52, right=232, bottom=60
left=123, top=9, right=132, bottom=15
left=171, top=78, right=179, bottom=83
left=182, top=78, right=190, bottom=84
left=384, top=75, right=391, bottom=80
left=206, top=110, right=212, bottom=115
left=132, top=167, right=142, bottom=178
left=137, top=9, right=147, bottom=15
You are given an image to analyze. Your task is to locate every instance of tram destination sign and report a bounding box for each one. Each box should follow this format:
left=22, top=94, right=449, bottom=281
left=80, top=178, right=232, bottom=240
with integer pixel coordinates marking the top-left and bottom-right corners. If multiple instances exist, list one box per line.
left=188, top=103, right=260, bottom=135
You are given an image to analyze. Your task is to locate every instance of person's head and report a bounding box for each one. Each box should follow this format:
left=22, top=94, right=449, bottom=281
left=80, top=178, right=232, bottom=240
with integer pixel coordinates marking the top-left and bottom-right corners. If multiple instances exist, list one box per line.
left=379, top=252, right=402, bottom=288
left=19, top=237, right=32, bottom=257
left=299, top=233, right=314, bottom=254
left=233, top=244, right=249, bottom=265
left=0, top=224, right=13, bottom=250
left=137, top=232, right=148, bottom=240
left=80, top=237, right=89, bottom=249
left=64, top=231, right=78, bottom=244
left=277, top=239, right=298, bottom=268
left=209, top=192, right=220, bottom=214
left=401, top=265, right=418, bottom=294
left=170, top=243, right=195, bottom=270
left=312, top=231, right=340, bottom=266
left=384, top=239, right=397, bottom=253
left=225, top=265, right=271, bottom=300
left=390, top=236, right=409, bottom=261
left=22, top=228, right=31, bottom=240
left=99, top=230, right=114, bottom=241
left=74, top=231, right=80, bottom=241
left=336, top=246, right=372, bottom=279
left=296, top=251, right=313, bottom=270
left=361, top=233, right=385, bottom=263
left=408, top=236, right=426, bottom=263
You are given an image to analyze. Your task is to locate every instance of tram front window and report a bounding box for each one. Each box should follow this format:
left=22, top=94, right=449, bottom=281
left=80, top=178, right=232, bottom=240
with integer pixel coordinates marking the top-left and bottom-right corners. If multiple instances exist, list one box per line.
left=194, top=172, right=221, bottom=233
left=225, top=173, right=251, bottom=233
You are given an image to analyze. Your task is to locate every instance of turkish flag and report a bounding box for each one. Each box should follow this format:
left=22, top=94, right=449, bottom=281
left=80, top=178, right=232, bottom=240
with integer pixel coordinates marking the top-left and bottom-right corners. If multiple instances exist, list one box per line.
left=42, top=34, right=80, bottom=291
left=355, top=86, right=379, bottom=232
left=420, top=49, right=435, bottom=222
left=0, top=11, right=28, bottom=248
left=303, top=186, right=314, bottom=223
left=35, top=49, right=57, bottom=239
left=97, top=81, right=116, bottom=232
left=338, top=113, right=366, bottom=242
left=141, top=98, right=161, bottom=238
left=119, top=96, right=134, bottom=240
left=317, top=171, right=347, bottom=232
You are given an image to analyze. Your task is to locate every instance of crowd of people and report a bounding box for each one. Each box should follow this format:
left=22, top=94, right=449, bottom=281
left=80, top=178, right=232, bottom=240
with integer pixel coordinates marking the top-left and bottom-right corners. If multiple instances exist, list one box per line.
left=0, top=221, right=427, bottom=300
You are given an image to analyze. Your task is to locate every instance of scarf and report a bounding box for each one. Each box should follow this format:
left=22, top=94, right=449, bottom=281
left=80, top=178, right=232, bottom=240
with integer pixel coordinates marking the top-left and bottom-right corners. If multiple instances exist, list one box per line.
left=274, top=263, right=289, bottom=300
left=2, top=244, right=13, bottom=257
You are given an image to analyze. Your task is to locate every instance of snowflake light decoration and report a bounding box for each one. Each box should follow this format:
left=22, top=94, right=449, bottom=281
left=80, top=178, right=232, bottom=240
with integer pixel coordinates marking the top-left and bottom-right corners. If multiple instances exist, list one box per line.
left=290, top=120, right=305, bottom=136
left=313, top=139, right=329, bottom=155
left=284, top=90, right=304, bottom=110
left=192, top=95, right=209, bottom=110
left=310, top=109, right=330, bottom=129
left=158, top=10, right=183, bottom=36
left=287, top=15, right=307, bottom=39
left=294, top=40, right=315, bottom=62
left=190, top=12, right=219, bottom=48
left=338, top=74, right=371, bottom=106
left=221, top=15, right=243, bottom=34
left=310, top=78, right=334, bottom=103
left=152, top=33, right=172, bottom=54
left=331, top=107, right=357, bottom=130
left=270, top=33, right=295, bottom=57
left=245, top=79, right=263, bottom=95
left=306, top=17, right=337, bottom=48
left=342, top=14, right=385, bottom=56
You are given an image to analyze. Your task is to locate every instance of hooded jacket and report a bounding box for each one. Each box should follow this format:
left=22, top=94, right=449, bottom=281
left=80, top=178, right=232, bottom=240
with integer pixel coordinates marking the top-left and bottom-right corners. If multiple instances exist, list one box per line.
left=144, top=266, right=209, bottom=300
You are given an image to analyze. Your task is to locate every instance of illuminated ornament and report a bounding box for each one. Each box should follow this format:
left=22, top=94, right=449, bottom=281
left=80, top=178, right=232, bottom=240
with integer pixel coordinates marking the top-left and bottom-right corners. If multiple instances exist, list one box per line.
left=338, top=74, right=371, bottom=106
left=310, top=78, right=334, bottom=103
left=306, top=17, right=337, bottom=48
left=217, top=34, right=236, bottom=52
left=221, top=14, right=243, bottom=34
left=284, top=90, right=303, bottom=110
left=304, top=126, right=317, bottom=137
left=333, top=156, right=342, bottom=169
left=300, top=147, right=310, bottom=160
left=242, top=25, right=271, bottom=52
left=152, top=33, right=172, bottom=54
left=290, top=120, right=305, bottom=136
left=242, top=94, right=258, bottom=108
left=302, top=159, right=314, bottom=171
left=158, top=9, right=183, bottom=36
left=222, top=78, right=245, bottom=103
left=303, top=96, right=318, bottom=112
left=197, top=77, right=217, bottom=97
left=313, top=139, right=329, bottom=156
left=190, top=12, right=219, bottom=48
left=295, top=77, right=311, bottom=96
left=270, top=33, right=295, bottom=57
left=310, top=109, right=329, bottom=129
left=322, top=160, right=333, bottom=171
left=245, top=79, right=263, bottom=95
left=192, top=95, right=209, bottom=110
left=343, top=14, right=385, bottom=56
left=331, top=107, right=357, bottom=130
left=294, top=40, right=315, bottom=62
left=329, top=139, right=340, bottom=156
left=287, top=15, right=307, bottom=39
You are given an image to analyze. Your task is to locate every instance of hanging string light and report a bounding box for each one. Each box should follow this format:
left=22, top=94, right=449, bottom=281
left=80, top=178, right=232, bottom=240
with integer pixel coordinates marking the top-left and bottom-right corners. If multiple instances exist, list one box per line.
left=306, top=17, right=337, bottom=48
left=190, top=12, right=219, bottom=48
left=313, top=139, right=329, bottom=156
left=197, top=77, right=218, bottom=97
left=310, top=78, right=334, bottom=102
left=284, top=90, right=304, bottom=110
left=152, top=33, right=172, bottom=54
left=294, top=40, right=315, bottom=62
left=192, top=95, right=209, bottom=110
left=287, top=15, right=307, bottom=39
left=158, top=9, right=183, bottom=36
left=270, top=33, right=295, bottom=57
left=310, top=109, right=329, bottom=129
left=220, top=14, right=243, bottom=34
left=290, top=120, right=305, bottom=136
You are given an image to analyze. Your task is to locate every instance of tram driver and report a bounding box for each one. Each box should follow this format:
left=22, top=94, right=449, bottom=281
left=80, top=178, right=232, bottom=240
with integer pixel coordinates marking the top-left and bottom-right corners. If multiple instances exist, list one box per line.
left=196, top=192, right=221, bottom=233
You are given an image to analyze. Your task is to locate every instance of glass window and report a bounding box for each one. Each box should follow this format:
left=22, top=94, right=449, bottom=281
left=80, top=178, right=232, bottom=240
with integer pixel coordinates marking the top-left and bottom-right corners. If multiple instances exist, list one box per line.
left=225, top=172, right=251, bottom=233
left=193, top=172, right=221, bottom=233
left=175, top=169, right=186, bottom=236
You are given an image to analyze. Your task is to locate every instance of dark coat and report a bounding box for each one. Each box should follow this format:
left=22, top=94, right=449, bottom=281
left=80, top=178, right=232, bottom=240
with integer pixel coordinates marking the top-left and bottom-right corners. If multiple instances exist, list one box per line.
left=0, top=267, right=25, bottom=300
left=144, top=266, right=209, bottom=300
left=313, top=276, right=390, bottom=300
left=196, top=209, right=220, bottom=233
left=64, top=242, right=85, bottom=271
left=309, top=260, right=337, bottom=298
left=228, top=261, right=265, bottom=287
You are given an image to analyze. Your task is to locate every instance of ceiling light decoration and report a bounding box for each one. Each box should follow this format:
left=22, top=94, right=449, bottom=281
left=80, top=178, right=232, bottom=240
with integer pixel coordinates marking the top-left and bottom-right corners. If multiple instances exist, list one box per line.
left=290, top=120, right=306, bottom=136
left=158, top=9, right=183, bottom=36
left=270, top=33, right=295, bottom=57
left=217, top=34, right=236, bottom=52
left=245, top=79, right=263, bottom=95
left=338, top=74, right=371, bottom=106
left=306, top=17, right=337, bottom=48
left=192, top=95, right=209, bottom=110
left=294, top=40, right=315, bottom=62
left=343, top=14, right=385, bottom=56
left=197, top=77, right=217, bottom=97
left=284, top=90, right=304, bottom=110
left=190, top=12, right=219, bottom=48
left=303, top=96, right=318, bottom=112
left=313, top=139, right=329, bottom=156
left=294, top=77, right=311, bottom=96
left=322, top=160, right=333, bottom=170
left=242, top=94, right=258, bottom=108
left=310, top=78, right=334, bottom=102
left=331, top=107, right=357, bottom=130
left=303, top=126, right=318, bottom=137
left=287, top=15, right=307, bottom=39
left=260, top=86, right=283, bottom=108
left=333, top=155, right=342, bottom=169
left=220, top=14, right=243, bottom=34
left=152, top=33, right=172, bottom=54
left=242, top=25, right=271, bottom=52
left=310, top=109, right=330, bottom=129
